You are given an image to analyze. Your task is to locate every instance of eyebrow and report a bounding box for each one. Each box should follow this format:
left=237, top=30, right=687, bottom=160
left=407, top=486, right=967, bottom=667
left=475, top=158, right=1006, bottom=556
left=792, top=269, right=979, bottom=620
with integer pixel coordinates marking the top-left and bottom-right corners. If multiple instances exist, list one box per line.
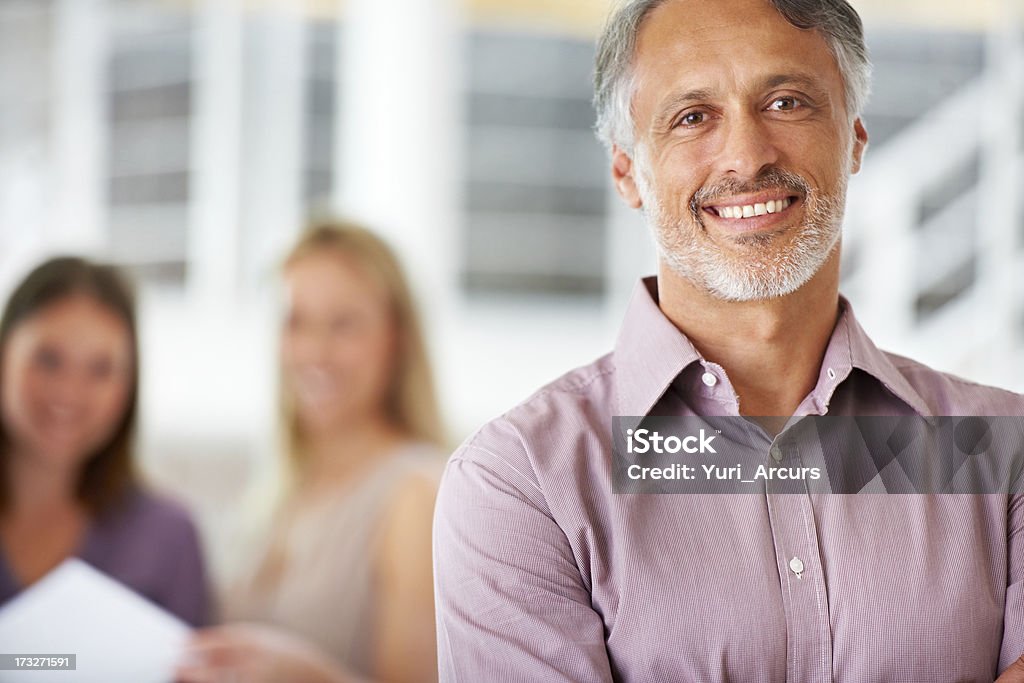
left=650, top=72, right=832, bottom=130
left=759, top=73, right=831, bottom=99
left=651, top=88, right=715, bottom=130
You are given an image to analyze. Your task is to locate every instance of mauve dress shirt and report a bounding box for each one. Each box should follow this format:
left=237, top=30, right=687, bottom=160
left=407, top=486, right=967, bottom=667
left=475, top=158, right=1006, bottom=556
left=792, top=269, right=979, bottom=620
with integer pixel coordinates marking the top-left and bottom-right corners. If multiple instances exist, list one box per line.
left=433, top=277, right=1024, bottom=682
left=0, top=488, right=210, bottom=627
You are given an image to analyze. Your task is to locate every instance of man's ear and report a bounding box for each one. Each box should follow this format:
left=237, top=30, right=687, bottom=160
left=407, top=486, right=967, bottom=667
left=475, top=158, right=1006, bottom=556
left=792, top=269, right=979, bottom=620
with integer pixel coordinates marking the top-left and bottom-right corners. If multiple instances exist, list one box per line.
left=850, top=118, right=868, bottom=174
left=611, top=144, right=643, bottom=209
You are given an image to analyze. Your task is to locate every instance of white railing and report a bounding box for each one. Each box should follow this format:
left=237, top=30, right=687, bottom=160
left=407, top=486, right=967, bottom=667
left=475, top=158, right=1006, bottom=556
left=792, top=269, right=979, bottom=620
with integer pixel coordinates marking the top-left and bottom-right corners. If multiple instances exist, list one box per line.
left=844, top=9, right=1024, bottom=391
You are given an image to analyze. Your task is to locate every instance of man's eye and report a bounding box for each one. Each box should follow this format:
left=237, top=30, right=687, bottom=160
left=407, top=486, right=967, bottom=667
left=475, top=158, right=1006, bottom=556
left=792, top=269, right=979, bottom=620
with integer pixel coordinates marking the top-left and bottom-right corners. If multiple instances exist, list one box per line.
left=677, top=111, right=706, bottom=127
left=768, top=97, right=799, bottom=112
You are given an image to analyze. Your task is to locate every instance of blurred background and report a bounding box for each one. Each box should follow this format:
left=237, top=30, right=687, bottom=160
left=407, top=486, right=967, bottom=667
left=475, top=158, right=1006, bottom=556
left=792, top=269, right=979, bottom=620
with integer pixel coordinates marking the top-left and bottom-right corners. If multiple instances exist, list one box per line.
left=0, top=0, right=1022, bottom=577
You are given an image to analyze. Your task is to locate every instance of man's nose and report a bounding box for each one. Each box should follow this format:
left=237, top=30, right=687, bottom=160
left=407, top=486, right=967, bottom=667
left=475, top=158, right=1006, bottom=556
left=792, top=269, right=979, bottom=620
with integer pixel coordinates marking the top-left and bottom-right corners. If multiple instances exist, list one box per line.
left=715, top=114, right=780, bottom=180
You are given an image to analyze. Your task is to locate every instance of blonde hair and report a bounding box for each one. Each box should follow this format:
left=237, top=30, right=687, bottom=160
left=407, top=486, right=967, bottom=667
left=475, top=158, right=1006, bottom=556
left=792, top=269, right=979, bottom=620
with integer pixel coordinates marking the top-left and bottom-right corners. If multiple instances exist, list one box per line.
left=279, top=219, right=446, bottom=475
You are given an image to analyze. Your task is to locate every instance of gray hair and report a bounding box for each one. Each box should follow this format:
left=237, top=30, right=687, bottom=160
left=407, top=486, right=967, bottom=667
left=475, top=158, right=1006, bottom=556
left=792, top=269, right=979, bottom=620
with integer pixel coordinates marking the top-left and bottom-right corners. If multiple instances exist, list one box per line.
left=593, top=0, right=872, bottom=153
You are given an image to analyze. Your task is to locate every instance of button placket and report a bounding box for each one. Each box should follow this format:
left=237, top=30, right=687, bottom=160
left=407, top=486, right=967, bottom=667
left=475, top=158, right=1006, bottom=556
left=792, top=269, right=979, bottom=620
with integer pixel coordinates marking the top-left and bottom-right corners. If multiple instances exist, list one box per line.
left=764, top=436, right=832, bottom=681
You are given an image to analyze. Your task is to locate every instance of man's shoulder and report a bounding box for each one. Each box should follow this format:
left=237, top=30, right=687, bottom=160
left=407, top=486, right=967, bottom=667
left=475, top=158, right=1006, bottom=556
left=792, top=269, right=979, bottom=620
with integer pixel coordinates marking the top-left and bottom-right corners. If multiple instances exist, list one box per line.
left=509, top=351, right=618, bottom=420
left=452, top=353, right=617, bottom=474
left=882, top=349, right=1024, bottom=415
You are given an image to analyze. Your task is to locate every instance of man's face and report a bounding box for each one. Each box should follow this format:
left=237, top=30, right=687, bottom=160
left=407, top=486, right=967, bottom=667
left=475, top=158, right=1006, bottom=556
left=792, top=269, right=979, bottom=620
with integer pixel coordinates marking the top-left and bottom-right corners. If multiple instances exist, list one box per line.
left=612, top=0, right=868, bottom=301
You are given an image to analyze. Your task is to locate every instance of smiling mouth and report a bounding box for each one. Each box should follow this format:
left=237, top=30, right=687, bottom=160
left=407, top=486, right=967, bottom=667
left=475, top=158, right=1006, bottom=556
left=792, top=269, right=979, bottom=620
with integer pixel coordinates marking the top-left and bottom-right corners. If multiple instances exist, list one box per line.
left=704, top=195, right=800, bottom=220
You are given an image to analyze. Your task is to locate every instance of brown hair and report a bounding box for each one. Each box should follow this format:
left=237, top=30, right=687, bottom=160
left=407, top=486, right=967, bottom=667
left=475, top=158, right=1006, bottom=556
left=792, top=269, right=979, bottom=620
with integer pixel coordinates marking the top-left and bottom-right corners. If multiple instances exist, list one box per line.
left=280, top=219, right=446, bottom=472
left=0, top=257, right=139, bottom=515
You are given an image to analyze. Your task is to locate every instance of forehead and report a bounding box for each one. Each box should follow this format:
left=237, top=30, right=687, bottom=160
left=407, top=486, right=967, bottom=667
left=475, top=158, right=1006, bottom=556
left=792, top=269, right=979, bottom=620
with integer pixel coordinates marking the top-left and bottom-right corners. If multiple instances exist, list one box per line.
left=34, top=296, right=123, bottom=328
left=10, top=296, right=130, bottom=354
left=632, top=0, right=844, bottom=109
left=285, top=251, right=385, bottom=307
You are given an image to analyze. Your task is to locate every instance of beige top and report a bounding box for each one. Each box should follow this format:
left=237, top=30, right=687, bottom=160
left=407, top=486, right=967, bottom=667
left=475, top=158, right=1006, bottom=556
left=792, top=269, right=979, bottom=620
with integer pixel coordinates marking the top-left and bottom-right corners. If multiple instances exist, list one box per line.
left=226, top=442, right=444, bottom=676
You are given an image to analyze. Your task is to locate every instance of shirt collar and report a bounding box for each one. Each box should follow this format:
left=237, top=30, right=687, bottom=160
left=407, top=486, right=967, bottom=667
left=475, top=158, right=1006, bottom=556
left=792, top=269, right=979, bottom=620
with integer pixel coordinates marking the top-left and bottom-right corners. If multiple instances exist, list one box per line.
left=614, top=277, right=703, bottom=416
left=839, top=298, right=932, bottom=416
left=614, top=277, right=931, bottom=417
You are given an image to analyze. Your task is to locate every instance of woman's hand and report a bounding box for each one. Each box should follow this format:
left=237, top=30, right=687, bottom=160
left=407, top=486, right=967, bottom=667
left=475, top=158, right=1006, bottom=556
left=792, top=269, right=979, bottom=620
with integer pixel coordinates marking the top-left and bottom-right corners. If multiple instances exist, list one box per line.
left=176, top=623, right=349, bottom=683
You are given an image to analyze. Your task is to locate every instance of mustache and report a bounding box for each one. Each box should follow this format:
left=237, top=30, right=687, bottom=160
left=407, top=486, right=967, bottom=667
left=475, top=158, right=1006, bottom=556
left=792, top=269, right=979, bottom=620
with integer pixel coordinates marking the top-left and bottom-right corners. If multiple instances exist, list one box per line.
left=689, top=168, right=812, bottom=217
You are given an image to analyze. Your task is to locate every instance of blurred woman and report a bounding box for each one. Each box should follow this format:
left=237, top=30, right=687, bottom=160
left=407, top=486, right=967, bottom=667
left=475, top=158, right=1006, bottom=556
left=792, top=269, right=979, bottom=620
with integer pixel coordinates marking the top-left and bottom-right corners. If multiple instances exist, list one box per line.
left=180, top=221, right=445, bottom=683
left=0, top=256, right=209, bottom=626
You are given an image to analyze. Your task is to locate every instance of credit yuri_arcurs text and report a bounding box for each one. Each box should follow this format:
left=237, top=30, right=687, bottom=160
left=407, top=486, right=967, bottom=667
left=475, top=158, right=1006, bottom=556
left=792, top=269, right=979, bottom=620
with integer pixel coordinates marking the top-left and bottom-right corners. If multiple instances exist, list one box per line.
left=611, top=416, right=1024, bottom=495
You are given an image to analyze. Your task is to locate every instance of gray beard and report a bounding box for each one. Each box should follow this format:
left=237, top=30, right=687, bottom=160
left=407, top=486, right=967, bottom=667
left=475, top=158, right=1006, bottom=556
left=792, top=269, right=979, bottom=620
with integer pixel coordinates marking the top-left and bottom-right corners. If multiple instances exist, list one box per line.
left=637, top=170, right=847, bottom=302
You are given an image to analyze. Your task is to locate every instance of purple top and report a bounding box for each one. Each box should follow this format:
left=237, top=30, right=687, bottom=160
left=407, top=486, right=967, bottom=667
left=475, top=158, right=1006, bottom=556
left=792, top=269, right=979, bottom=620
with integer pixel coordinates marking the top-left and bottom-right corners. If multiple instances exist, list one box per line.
left=433, top=277, right=1024, bottom=682
left=0, top=488, right=210, bottom=627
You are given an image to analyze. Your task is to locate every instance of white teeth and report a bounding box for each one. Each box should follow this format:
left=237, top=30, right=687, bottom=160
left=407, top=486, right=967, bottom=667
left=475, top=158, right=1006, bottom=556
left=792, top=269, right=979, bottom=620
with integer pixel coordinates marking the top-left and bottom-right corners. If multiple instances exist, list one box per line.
left=717, top=197, right=792, bottom=219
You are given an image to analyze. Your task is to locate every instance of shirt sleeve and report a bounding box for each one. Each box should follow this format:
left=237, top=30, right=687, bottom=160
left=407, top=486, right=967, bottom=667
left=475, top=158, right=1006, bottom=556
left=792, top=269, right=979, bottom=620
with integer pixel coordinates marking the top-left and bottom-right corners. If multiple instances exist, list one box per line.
left=432, top=437, right=614, bottom=682
left=1000, top=492, right=1024, bottom=673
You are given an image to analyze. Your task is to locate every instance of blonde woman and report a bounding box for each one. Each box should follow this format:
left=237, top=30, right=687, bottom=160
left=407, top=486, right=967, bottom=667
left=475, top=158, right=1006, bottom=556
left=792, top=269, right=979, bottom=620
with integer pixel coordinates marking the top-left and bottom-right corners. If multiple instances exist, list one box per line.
left=179, top=221, right=446, bottom=683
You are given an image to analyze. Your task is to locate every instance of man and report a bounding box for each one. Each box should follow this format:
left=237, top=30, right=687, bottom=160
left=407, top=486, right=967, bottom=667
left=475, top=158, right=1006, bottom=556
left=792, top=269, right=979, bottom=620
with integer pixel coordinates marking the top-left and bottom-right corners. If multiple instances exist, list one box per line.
left=434, top=0, right=1024, bottom=680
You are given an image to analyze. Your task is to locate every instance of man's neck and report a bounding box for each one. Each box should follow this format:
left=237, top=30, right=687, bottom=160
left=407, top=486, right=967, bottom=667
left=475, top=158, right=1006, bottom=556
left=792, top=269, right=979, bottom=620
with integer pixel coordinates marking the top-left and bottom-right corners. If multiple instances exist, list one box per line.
left=657, top=255, right=841, bottom=426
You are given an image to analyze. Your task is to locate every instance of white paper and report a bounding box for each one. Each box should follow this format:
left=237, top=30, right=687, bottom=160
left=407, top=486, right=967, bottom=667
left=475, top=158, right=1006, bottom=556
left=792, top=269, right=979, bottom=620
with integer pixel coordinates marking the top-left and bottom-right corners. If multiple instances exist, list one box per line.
left=0, top=559, right=189, bottom=683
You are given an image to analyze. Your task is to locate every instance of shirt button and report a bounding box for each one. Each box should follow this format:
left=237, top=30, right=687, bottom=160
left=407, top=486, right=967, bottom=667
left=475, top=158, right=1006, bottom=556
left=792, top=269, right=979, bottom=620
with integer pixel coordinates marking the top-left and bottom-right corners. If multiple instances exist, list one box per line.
left=701, top=371, right=718, bottom=387
left=770, top=445, right=783, bottom=462
left=789, top=557, right=804, bottom=575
